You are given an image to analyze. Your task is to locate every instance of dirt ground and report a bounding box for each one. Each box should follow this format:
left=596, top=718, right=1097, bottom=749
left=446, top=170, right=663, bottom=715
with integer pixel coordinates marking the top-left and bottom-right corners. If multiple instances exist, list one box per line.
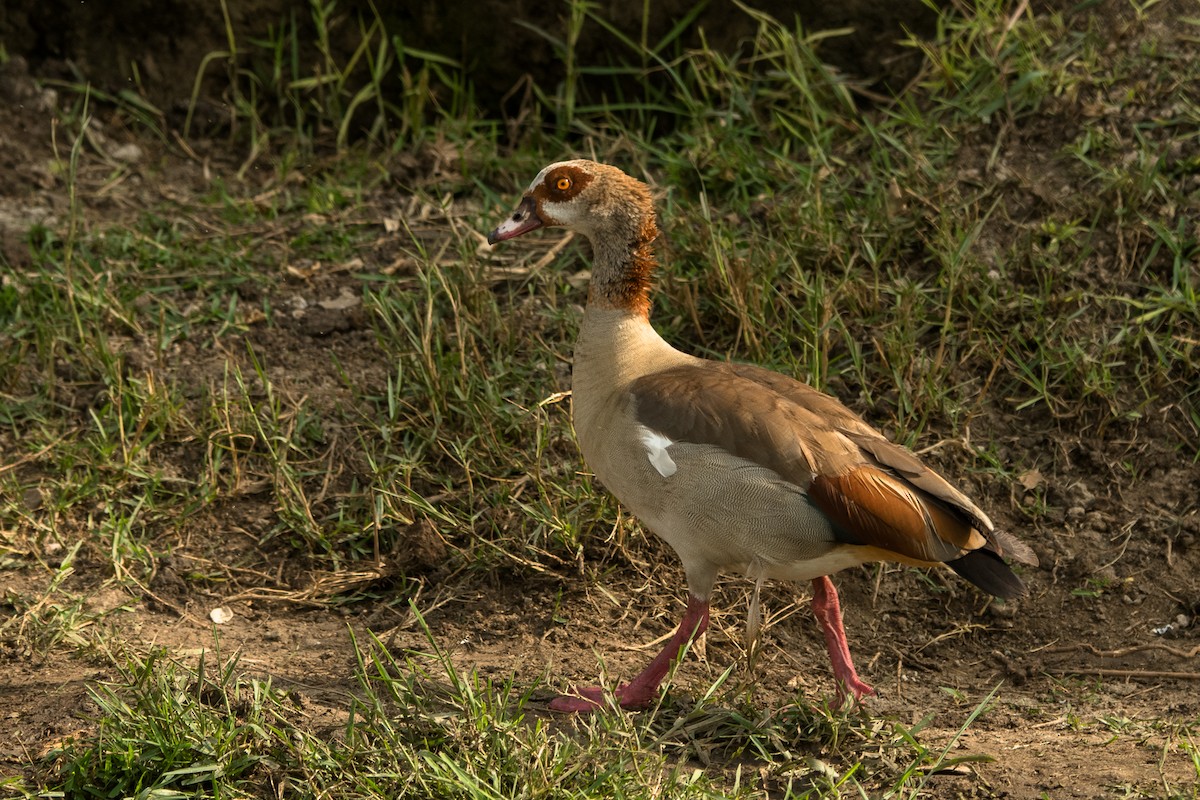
left=2, top=10, right=1200, bottom=797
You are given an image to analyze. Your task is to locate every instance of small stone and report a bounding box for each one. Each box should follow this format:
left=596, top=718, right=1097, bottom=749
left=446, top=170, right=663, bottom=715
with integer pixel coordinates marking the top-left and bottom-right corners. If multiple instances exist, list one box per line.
left=316, top=288, right=360, bottom=311
left=805, top=757, right=839, bottom=781
left=989, top=602, right=1017, bottom=618
left=36, top=88, right=58, bottom=113
left=1064, top=480, right=1095, bottom=509
left=111, top=143, right=144, bottom=164
left=22, top=487, right=42, bottom=510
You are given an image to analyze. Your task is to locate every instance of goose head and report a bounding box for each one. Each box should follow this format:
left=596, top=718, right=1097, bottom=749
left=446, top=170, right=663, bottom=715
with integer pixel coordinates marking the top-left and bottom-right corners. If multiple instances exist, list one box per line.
left=487, top=160, right=655, bottom=245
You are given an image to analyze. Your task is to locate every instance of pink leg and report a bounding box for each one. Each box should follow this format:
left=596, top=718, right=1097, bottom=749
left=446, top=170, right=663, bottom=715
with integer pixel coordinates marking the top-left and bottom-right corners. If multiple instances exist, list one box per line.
left=811, top=576, right=874, bottom=704
left=550, top=594, right=710, bottom=712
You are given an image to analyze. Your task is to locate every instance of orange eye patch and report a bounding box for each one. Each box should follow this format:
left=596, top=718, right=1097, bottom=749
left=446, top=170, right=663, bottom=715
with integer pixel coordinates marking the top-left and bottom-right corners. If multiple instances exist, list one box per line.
left=555, top=176, right=572, bottom=191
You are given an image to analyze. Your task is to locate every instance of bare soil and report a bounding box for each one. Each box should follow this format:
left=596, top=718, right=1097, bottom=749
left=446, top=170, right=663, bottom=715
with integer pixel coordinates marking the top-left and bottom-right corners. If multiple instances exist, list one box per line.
left=2, top=7, right=1200, bottom=797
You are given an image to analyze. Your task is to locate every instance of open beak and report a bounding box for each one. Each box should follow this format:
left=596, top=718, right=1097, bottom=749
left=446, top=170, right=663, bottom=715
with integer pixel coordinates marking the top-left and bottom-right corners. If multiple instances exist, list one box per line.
left=487, top=196, right=543, bottom=245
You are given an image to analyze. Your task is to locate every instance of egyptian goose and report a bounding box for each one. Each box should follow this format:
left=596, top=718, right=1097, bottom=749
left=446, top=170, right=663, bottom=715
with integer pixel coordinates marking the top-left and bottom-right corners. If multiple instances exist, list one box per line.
left=487, top=160, right=1036, bottom=712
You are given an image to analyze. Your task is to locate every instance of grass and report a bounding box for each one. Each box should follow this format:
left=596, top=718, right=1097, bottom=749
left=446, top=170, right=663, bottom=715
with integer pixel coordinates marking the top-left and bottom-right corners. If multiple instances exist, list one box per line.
left=2, top=0, right=1199, bottom=797
left=34, top=620, right=1018, bottom=799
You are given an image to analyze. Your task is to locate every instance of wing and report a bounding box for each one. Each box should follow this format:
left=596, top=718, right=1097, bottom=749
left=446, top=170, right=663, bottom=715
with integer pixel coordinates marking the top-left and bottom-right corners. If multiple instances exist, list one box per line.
left=726, top=363, right=996, bottom=532
left=628, top=362, right=1035, bottom=595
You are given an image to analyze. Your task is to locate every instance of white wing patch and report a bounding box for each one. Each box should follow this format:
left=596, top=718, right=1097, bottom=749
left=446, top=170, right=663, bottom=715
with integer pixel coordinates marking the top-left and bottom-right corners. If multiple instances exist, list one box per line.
left=638, top=426, right=677, bottom=478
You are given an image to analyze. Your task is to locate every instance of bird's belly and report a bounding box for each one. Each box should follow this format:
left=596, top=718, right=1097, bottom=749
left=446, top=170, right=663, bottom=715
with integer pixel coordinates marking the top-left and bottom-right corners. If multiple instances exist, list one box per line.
left=743, top=549, right=875, bottom=583
left=586, top=439, right=847, bottom=579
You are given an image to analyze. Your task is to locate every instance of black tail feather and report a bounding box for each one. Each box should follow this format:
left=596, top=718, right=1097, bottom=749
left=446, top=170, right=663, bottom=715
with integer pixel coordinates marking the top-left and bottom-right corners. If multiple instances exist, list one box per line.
left=948, top=548, right=1027, bottom=599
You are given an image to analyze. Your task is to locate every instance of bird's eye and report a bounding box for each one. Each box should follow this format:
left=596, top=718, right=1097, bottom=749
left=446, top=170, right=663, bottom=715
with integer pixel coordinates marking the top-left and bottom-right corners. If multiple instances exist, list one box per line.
left=555, top=176, right=572, bottom=191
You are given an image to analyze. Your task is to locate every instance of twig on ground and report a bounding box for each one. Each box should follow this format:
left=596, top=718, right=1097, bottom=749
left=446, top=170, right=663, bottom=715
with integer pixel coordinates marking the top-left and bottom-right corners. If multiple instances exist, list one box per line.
left=1045, top=667, right=1200, bottom=681
left=1043, top=641, right=1200, bottom=660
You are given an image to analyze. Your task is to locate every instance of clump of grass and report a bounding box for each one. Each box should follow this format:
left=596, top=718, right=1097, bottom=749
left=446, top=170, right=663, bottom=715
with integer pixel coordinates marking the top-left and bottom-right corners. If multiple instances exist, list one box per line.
left=40, top=620, right=806, bottom=799
left=184, top=0, right=478, bottom=161
left=47, top=648, right=300, bottom=796
left=29, top=616, right=1196, bottom=798
left=907, top=0, right=1062, bottom=123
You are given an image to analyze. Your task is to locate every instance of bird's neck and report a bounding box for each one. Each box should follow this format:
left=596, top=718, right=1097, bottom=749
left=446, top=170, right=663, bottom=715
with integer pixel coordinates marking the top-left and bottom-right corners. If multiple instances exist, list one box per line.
left=574, top=221, right=690, bottom=395
left=572, top=305, right=687, bottom=440
left=570, top=209, right=694, bottom=461
left=585, top=215, right=658, bottom=319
